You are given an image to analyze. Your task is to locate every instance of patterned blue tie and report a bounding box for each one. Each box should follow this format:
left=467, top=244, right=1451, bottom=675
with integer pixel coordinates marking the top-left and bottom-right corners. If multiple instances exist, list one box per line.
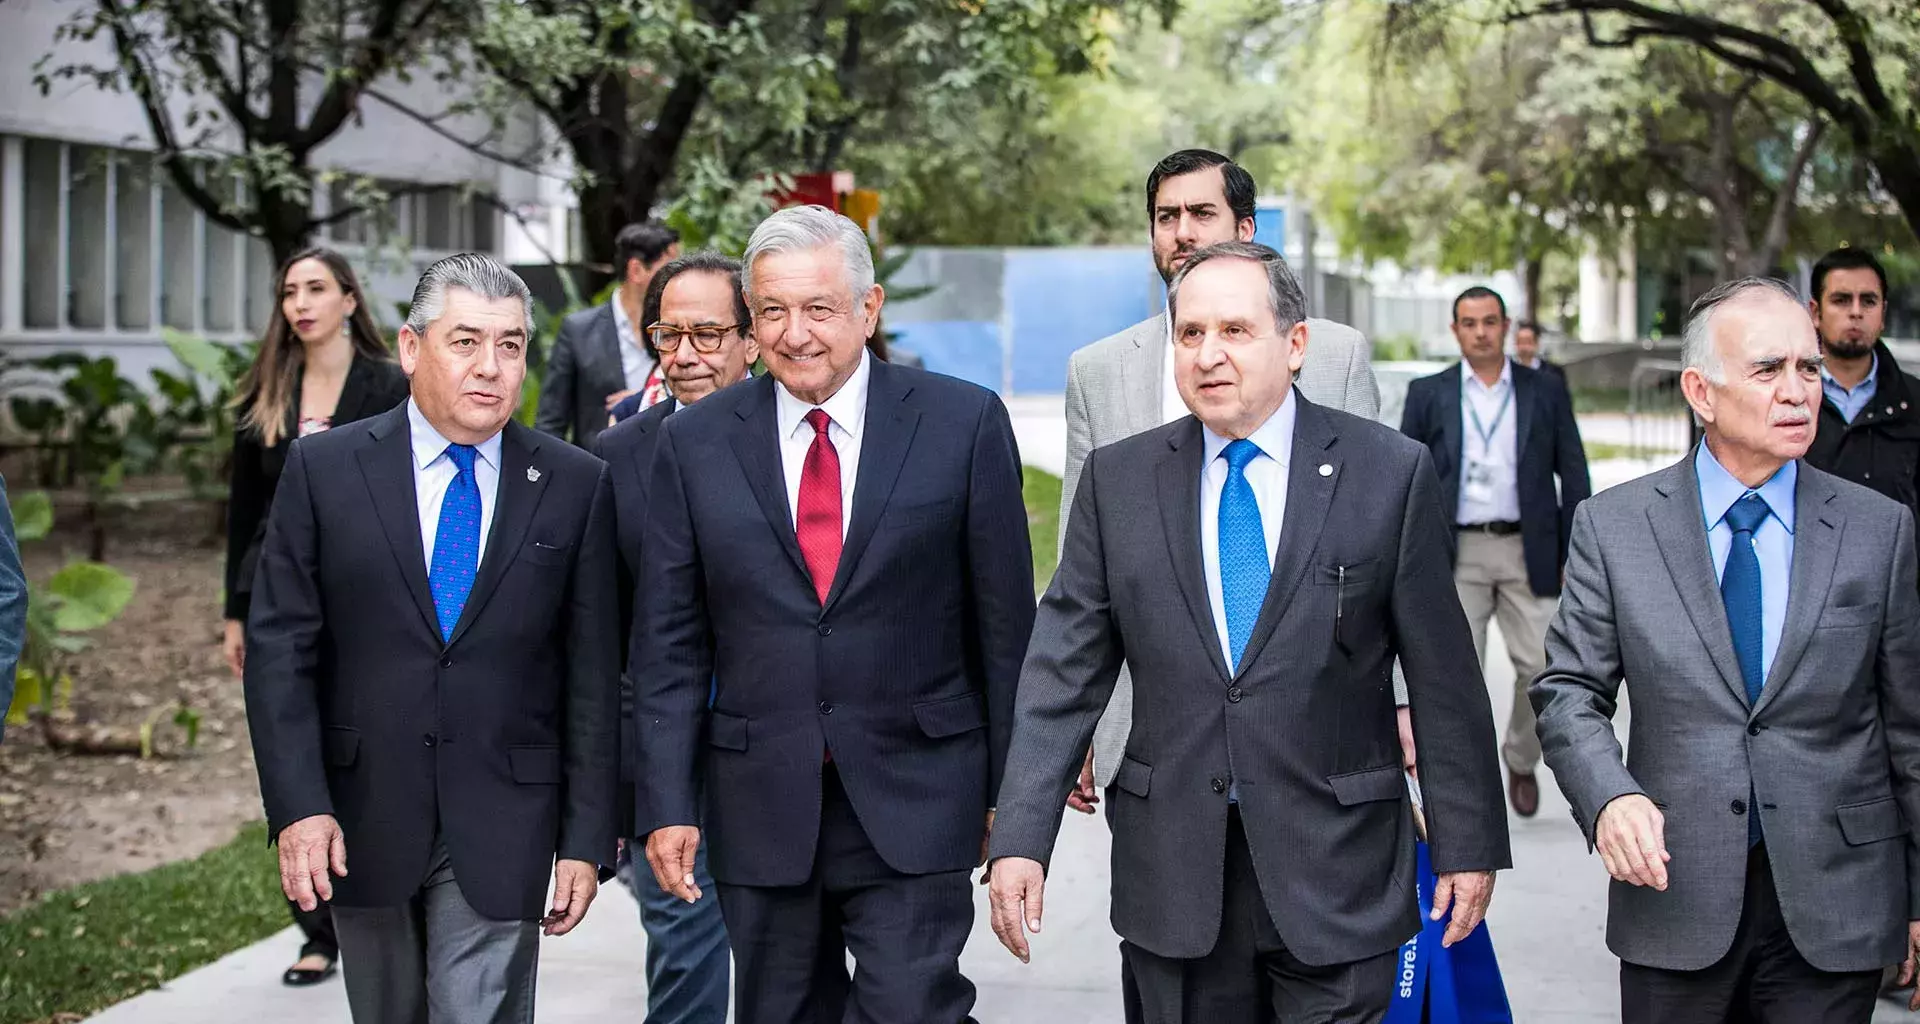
left=1721, top=492, right=1769, bottom=846
left=430, top=444, right=482, bottom=644
left=1219, top=439, right=1271, bottom=671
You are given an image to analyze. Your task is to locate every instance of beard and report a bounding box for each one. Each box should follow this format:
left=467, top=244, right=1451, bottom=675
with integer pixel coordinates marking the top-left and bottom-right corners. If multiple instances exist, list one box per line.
left=1155, top=248, right=1194, bottom=284
left=1822, top=333, right=1876, bottom=361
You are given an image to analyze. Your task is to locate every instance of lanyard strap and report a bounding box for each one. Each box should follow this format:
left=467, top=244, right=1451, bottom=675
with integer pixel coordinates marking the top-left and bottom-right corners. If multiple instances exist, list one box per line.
left=1467, top=386, right=1513, bottom=450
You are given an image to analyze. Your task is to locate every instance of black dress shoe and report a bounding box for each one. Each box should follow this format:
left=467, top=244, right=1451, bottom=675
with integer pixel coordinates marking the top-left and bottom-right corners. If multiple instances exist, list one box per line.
left=1509, top=771, right=1540, bottom=818
left=282, top=958, right=338, bottom=987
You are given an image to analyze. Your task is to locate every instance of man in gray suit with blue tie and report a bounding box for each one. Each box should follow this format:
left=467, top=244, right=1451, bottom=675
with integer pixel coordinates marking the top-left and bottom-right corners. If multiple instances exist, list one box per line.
left=1533, top=277, right=1920, bottom=1021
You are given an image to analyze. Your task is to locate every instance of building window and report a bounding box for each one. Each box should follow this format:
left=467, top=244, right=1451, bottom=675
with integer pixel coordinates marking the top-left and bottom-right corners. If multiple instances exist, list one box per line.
left=470, top=196, right=498, bottom=253
left=158, top=169, right=199, bottom=331
left=115, top=153, right=155, bottom=330
left=22, top=138, right=63, bottom=328
left=66, top=145, right=110, bottom=329
left=201, top=169, right=240, bottom=332
left=244, top=237, right=275, bottom=335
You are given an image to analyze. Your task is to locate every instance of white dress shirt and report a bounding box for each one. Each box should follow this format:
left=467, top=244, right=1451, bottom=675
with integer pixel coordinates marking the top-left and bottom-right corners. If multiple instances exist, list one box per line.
left=1457, top=359, right=1522, bottom=525
left=408, top=399, right=503, bottom=568
left=611, top=294, right=656, bottom=393
left=1199, top=394, right=1296, bottom=668
left=774, top=350, right=870, bottom=538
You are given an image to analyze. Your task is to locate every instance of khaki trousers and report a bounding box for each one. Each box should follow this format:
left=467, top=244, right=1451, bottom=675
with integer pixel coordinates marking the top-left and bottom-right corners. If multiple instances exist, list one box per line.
left=1454, top=531, right=1557, bottom=775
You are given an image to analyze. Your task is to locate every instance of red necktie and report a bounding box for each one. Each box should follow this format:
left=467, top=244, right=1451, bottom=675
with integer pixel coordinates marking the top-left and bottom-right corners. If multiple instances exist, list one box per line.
left=796, top=409, right=843, bottom=605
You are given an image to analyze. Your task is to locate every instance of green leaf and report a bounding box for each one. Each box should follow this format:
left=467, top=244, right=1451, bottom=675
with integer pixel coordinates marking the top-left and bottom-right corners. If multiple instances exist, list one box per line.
left=45, top=561, right=136, bottom=633
left=12, top=489, right=54, bottom=542
left=173, top=706, right=202, bottom=749
left=162, top=329, right=235, bottom=386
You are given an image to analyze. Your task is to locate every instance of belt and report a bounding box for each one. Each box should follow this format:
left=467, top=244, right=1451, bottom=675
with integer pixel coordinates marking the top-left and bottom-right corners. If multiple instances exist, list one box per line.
left=1456, top=520, right=1523, bottom=536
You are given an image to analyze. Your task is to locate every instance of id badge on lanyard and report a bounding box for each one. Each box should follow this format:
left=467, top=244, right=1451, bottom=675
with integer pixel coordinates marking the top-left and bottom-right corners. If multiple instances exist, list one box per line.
left=1462, top=387, right=1511, bottom=506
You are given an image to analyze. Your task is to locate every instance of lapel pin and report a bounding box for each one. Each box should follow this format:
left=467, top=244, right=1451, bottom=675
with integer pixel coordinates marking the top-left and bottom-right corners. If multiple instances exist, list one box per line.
left=1318, top=463, right=1333, bottom=477
left=527, top=467, right=541, bottom=483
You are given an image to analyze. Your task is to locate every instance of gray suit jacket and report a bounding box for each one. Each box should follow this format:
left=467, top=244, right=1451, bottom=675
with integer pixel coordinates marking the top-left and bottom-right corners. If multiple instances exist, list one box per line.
left=1060, top=312, right=1381, bottom=785
left=535, top=303, right=631, bottom=449
left=993, top=397, right=1508, bottom=964
left=1531, top=456, right=1920, bottom=972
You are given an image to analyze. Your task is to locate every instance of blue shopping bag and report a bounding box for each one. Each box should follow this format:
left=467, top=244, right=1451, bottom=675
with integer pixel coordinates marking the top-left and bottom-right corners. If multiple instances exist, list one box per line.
left=1383, top=841, right=1513, bottom=1024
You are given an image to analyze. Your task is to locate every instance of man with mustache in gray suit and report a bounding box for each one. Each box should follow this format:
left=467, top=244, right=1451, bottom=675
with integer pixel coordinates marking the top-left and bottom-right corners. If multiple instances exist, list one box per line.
left=1533, top=277, right=1920, bottom=1021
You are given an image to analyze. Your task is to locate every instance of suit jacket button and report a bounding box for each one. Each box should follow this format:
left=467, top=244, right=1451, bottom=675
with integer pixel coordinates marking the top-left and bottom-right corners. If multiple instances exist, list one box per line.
left=1210, top=777, right=1227, bottom=794
left=818, top=624, right=832, bottom=637
left=819, top=702, right=834, bottom=715
left=440, top=657, right=452, bottom=669
left=423, top=733, right=438, bottom=748
left=1731, top=799, right=1746, bottom=815
left=1227, top=686, right=1243, bottom=703
left=1748, top=723, right=1761, bottom=736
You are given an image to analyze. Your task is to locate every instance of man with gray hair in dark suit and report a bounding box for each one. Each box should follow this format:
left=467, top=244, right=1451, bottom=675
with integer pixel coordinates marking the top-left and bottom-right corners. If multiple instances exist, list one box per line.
left=1533, top=277, right=1920, bottom=1021
left=987, top=240, right=1508, bottom=1023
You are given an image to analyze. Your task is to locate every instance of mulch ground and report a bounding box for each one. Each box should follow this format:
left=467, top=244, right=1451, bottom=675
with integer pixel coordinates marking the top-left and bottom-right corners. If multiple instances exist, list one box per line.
left=0, top=497, right=266, bottom=918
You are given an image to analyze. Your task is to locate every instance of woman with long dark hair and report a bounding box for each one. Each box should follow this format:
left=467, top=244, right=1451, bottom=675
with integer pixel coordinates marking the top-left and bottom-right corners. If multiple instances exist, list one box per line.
left=222, top=247, right=408, bottom=986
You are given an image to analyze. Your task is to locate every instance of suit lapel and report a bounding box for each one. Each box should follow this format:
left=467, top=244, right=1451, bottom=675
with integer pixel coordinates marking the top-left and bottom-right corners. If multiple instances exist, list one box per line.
left=1754, top=467, right=1842, bottom=715
left=1234, top=396, right=1338, bottom=677
left=728, top=377, right=812, bottom=585
left=1155, top=420, right=1232, bottom=683
left=1437, top=364, right=1464, bottom=477
left=1512, top=362, right=1535, bottom=459
left=825, top=363, right=920, bottom=611
left=356, top=406, right=439, bottom=640
left=448, top=422, right=550, bottom=646
left=1121, top=314, right=1167, bottom=437
left=1647, top=459, right=1752, bottom=709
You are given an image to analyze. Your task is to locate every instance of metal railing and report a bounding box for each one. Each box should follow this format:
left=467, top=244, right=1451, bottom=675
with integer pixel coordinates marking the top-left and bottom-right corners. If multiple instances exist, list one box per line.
left=1627, top=358, right=1692, bottom=460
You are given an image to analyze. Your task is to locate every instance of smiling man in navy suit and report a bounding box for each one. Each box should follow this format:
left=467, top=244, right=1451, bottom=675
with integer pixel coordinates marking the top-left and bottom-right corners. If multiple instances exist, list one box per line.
left=637, top=206, right=1036, bottom=1023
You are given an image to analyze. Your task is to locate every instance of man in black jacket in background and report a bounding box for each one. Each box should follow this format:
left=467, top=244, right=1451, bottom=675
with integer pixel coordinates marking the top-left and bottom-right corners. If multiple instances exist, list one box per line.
left=1804, top=246, right=1920, bottom=532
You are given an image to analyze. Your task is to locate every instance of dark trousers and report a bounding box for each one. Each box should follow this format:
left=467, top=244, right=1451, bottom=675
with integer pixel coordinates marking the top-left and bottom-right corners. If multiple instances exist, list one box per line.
left=292, top=899, right=338, bottom=959
left=1109, top=785, right=1145, bottom=1024
left=1123, top=809, right=1396, bottom=1024
left=618, top=839, right=731, bottom=1023
left=1620, top=844, right=1881, bottom=1023
left=715, top=764, right=976, bottom=1024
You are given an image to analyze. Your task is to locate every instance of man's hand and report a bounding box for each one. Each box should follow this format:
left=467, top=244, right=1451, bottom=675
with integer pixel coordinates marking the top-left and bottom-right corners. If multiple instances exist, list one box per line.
left=1065, top=749, right=1099, bottom=814
left=222, top=619, right=246, bottom=679
left=542, top=859, right=599, bottom=936
left=645, top=826, right=704, bottom=903
left=604, top=388, right=639, bottom=410
left=1900, top=920, right=1920, bottom=1011
left=1397, top=707, right=1417, bottom=780
left=1594, top=794, right=1669, bottom=890
left=277, top=815, right=346, bottom=912
left=1430, top=870, right=1495, bottom=947
left=988, top=857, right=1046, bottom=964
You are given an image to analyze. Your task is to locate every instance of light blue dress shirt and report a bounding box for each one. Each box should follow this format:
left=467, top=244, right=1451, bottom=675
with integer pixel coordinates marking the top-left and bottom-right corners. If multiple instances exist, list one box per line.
left=1821, top=353, right=1879, bottom=424
left=1697, top=444, right=1796, bottom=679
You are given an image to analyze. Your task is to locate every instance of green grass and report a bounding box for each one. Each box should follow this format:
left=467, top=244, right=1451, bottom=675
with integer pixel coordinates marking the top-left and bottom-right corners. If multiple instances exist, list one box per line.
left=0, top=822, right=288, bottom=1024
left=1024, top=466, right=1063, bottom=594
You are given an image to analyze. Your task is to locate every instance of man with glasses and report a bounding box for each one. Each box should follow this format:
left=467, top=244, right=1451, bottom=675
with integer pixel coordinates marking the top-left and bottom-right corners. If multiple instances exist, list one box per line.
left=1805, top=247, right=1920, bottom=532
left=596, top=252, right=757, bottom=1024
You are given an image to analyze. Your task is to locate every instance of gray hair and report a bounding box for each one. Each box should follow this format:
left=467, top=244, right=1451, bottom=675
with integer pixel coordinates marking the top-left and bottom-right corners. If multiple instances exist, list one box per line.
left=1680, top=276, right=1803, bottom=383
left=1166, top=241, right=1307, bottom=333
left=405, top=253, right=534, bottom=340
left=741, top=205, right=874, bottom=304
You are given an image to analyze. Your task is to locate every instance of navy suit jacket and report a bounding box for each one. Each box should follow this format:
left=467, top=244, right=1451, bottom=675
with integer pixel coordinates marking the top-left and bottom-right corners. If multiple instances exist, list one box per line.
left=1400, top=361, right=1591, bottom=597
left=636, top=361, right=1035, bottom=886
left=244, top=407, right=620, bottom=919
left=593, top=396, right=676, bottom=840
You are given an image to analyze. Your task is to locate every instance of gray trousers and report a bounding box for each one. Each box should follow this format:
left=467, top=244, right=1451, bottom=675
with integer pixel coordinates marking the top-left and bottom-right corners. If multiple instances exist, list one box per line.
left=331, top=842, right=539, bottom=1024
left=1454, top=531, right=1557, bottom=775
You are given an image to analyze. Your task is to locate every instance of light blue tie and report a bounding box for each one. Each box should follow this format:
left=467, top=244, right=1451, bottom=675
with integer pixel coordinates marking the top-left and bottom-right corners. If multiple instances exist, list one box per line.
left=1219, top=439, right=1271, bottom=671
left=430, top=444, right=481, bottom=643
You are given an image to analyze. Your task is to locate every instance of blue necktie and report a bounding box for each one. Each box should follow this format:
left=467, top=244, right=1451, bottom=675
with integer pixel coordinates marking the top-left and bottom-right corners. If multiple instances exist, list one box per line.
left=430, top=444, right=482, bottom=644
left=1721, top=491, right=1769, bottom=846
left=1219, top=439, right=1271, bottom=671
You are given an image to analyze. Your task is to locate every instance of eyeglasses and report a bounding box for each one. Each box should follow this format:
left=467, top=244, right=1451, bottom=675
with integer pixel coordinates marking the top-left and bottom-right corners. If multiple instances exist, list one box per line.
left=648, top=323, right=745, bottom=353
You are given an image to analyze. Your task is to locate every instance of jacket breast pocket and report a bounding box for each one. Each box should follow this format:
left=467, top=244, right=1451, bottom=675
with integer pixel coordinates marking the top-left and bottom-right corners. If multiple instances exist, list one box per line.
left=1818, top=602, right=1881, bottom=630
left=884, top=499, right=958, bottom=531
left=522, top=540, right=572, bottom=567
